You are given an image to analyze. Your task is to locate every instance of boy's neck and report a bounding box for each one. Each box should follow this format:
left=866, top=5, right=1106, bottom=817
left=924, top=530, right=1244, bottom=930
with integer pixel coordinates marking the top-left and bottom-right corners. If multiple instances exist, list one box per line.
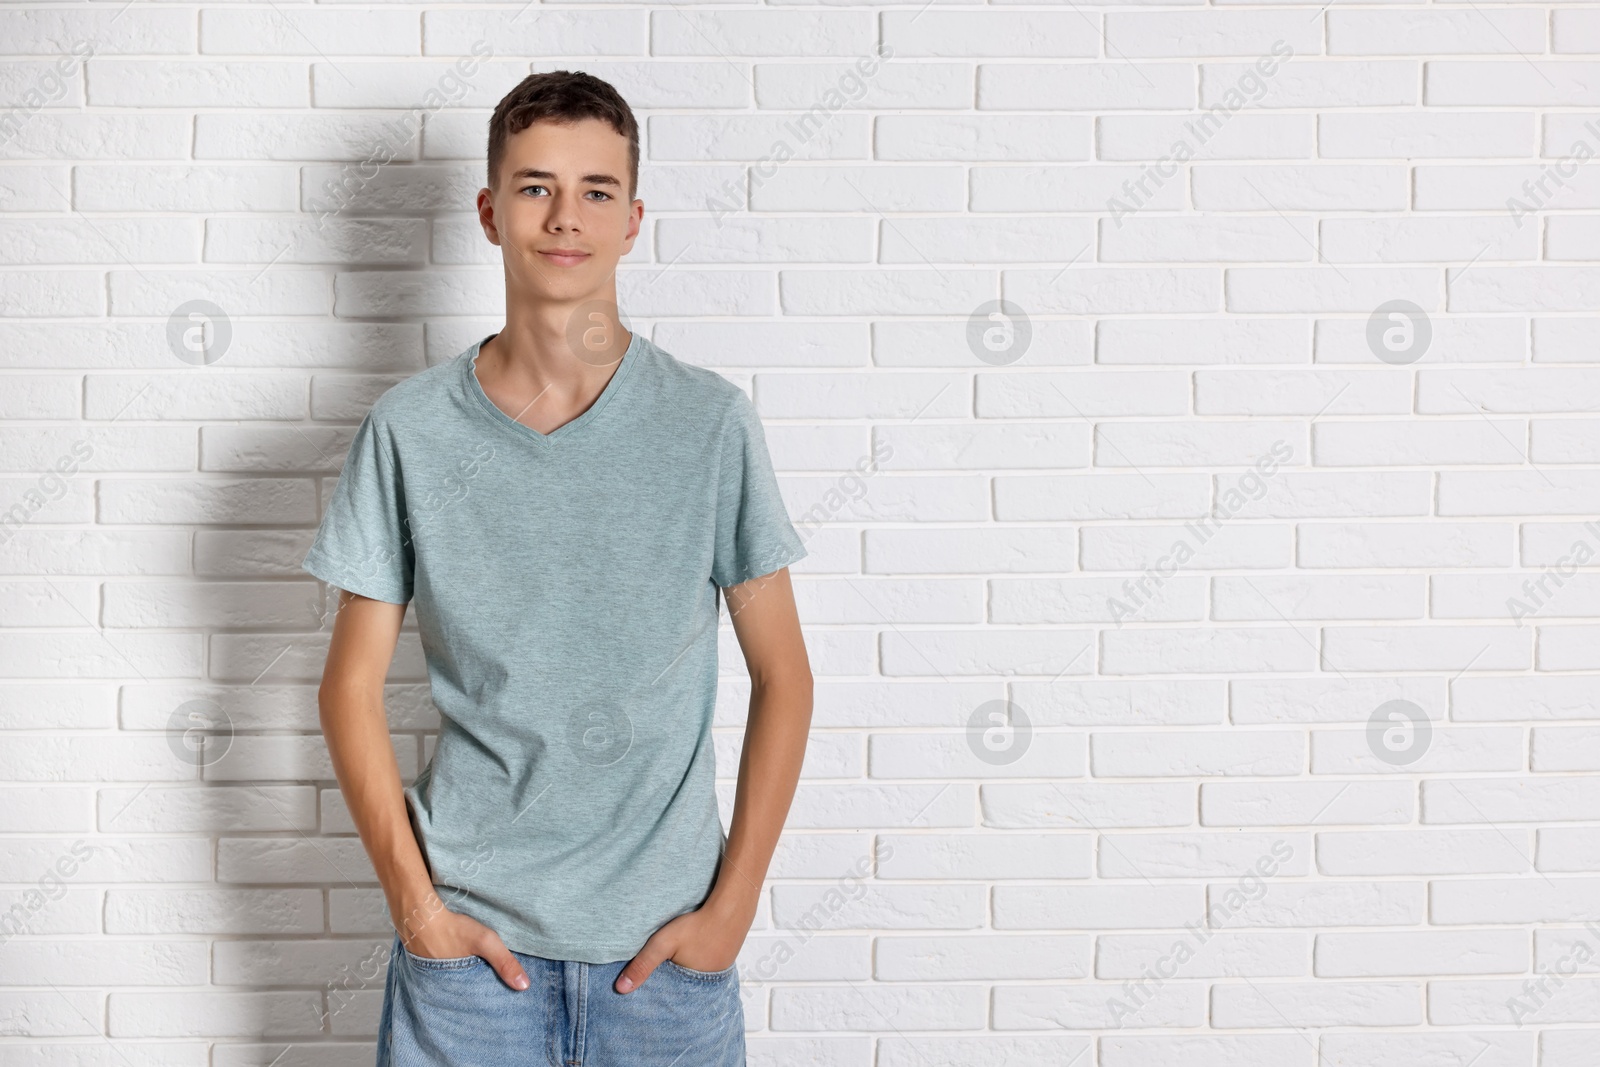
left=473, top=314, right=632, bottom=435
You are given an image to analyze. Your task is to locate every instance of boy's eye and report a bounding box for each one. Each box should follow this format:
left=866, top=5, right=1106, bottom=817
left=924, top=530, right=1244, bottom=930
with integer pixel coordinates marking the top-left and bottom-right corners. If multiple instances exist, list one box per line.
left=519, top=185, right=611, bottom=201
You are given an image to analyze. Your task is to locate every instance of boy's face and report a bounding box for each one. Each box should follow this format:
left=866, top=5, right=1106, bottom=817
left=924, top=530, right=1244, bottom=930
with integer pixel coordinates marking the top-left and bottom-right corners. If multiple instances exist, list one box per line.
left=479, top=116, right=641, bottom=307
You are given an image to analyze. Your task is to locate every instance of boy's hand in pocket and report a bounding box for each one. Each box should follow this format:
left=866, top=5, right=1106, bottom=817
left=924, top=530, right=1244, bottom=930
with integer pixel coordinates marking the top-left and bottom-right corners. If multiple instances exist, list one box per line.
left=396, top=889, right=530, bottom=991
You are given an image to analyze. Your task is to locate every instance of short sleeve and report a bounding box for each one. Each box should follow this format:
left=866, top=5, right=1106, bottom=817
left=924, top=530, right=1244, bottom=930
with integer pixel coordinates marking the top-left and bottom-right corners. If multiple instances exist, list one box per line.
left=711, top=390, right=808, bottom=589
left=302, top=411, right=415, bottom=605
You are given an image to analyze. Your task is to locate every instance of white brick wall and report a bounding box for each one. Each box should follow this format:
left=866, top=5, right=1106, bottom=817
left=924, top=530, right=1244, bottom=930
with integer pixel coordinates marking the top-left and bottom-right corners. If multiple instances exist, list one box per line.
left=2, top=2, right=1599, bottom=1064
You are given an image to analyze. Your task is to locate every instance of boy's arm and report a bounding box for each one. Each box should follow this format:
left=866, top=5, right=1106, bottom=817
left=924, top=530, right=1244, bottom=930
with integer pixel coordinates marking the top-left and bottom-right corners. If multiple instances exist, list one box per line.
left=615, top=565, right=812, bottom=992
left=710, top=565, right=813, bottom=914
left=319, top=588, right=531, bottom=990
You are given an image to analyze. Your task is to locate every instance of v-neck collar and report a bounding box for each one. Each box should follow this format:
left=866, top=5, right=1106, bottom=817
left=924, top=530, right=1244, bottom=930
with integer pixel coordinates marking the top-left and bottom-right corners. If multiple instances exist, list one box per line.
left=462, top=330, right=641, bottom=447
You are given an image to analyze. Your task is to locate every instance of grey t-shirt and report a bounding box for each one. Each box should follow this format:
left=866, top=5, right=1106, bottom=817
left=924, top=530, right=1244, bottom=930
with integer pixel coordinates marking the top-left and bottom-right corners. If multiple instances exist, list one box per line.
left=302, top=330, right=807, bottom=963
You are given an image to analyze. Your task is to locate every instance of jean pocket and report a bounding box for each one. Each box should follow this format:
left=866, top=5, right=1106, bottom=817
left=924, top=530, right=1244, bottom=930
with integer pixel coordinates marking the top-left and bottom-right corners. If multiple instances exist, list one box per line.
left=661, top=958, right=738, bottom=982
left=402, top=946, right=482, bottom=971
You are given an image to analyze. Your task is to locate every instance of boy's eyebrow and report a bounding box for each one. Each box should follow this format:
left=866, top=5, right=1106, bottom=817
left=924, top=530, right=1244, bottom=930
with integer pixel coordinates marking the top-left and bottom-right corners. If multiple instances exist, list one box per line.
left=509, top=167, right=623, bottom=189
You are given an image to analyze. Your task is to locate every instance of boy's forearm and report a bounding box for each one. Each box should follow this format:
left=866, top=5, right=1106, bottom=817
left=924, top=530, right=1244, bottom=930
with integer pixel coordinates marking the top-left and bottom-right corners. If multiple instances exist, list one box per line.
left=319, top=682, right=440, bottom=937
left=708, top=671, right=813, bottom=915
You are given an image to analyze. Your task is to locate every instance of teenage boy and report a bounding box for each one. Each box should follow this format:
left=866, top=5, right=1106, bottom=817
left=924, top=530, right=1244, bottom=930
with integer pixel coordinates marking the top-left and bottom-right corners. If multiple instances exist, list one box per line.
left=304, top=70, right=813, bottom=1066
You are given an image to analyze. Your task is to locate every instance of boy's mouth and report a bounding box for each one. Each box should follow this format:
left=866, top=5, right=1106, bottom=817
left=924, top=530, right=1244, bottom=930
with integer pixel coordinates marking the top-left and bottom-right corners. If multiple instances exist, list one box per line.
left=539, top=249, right=590, bottom=267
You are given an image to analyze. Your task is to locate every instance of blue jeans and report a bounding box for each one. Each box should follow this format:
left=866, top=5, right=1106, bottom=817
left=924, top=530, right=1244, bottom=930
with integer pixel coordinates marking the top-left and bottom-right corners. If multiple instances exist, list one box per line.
left=374, top=934, right=746, bottom=1067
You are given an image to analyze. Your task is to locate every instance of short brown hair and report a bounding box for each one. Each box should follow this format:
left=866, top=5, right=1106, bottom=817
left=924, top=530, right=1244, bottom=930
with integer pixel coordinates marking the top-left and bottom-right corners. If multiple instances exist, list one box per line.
left=486, top=70, right=640, bottom=201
